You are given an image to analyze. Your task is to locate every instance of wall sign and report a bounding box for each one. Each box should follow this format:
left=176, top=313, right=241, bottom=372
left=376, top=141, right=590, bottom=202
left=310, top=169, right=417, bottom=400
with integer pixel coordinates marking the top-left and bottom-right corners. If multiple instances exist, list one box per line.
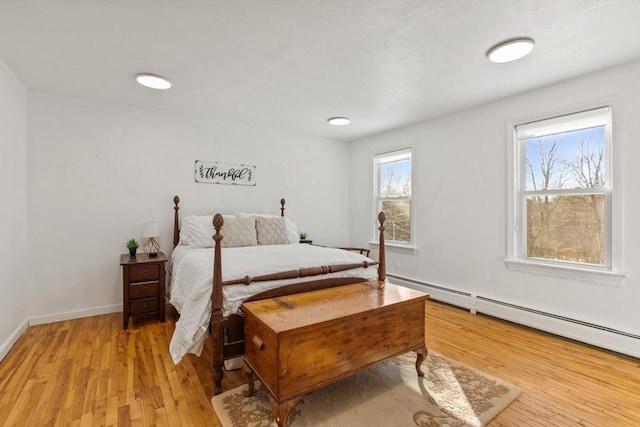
left=195, top=160, right=256, bottom=186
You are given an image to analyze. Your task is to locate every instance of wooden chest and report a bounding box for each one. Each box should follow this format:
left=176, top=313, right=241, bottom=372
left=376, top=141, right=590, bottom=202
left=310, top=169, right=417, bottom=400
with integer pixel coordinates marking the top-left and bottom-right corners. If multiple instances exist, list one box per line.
left=242, top=281, right=428, bottom=427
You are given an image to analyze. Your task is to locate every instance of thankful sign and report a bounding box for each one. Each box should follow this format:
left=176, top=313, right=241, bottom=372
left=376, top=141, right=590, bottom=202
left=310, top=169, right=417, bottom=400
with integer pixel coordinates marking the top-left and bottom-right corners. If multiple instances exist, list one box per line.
left=195, top=160, right=256, bottom=186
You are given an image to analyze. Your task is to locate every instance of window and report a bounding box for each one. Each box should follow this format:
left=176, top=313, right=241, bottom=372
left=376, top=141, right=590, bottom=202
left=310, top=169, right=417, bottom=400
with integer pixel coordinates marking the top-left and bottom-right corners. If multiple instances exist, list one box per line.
left=373, top=148, right=413, bottom=245
left=507, top=105, right=624, bottom=284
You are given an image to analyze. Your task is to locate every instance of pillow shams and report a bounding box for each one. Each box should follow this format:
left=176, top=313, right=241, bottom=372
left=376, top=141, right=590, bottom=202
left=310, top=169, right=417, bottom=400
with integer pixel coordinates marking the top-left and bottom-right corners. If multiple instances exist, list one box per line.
left=221, top=216, right=257, bottom=247
left=255, top=216, right=299, bottom=245
left=181, top=214, right=257, bottom=248
left=180, top=212, right=298, bottom=248
left=238, top=213, right=299, bottom=244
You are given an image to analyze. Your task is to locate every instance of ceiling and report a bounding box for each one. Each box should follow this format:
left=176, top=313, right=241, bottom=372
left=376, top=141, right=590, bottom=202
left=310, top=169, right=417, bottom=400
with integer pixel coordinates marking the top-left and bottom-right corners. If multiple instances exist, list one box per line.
left=1, top=0, right=639, bottom=142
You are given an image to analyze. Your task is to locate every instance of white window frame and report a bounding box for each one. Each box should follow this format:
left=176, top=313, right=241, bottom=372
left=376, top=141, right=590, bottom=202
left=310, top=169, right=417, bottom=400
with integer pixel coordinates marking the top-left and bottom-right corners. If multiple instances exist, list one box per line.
left=505, top=99, right=625, bottom=286
left=371, top=148, right=416, bottom=250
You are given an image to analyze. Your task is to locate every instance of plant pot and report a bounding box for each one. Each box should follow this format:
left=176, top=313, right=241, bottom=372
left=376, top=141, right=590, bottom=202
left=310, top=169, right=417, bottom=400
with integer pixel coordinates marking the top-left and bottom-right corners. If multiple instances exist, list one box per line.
left=129, top=248, right=137, bottom=256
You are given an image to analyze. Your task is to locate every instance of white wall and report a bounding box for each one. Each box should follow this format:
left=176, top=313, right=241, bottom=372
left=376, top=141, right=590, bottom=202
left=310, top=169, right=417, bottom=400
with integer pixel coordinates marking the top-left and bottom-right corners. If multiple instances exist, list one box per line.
left=9, top=59, right=639, bottom=357
left=349, top=61, right=640, bottom=356
left=27, top=92, right=350, bottom=322
left=0, top=57, right=29, bottom=359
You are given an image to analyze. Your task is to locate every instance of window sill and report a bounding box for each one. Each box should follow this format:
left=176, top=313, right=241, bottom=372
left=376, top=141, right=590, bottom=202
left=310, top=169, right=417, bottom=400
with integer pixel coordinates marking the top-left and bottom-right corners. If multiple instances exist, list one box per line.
left=369, top=241, right=417, bottom=254
left=504, top=258, right=626, bottom=286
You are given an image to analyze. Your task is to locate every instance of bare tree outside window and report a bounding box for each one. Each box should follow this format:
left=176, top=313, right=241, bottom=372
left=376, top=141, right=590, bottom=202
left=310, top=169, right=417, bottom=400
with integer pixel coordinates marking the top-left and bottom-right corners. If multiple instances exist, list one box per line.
left=375, top=150, right=412, bottom=243
left=524, top=126, right=606, bottom=265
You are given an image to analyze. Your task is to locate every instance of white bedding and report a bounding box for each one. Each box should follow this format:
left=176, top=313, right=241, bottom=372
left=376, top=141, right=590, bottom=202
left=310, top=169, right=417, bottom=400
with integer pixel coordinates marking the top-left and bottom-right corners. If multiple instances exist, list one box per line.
left=169, top=243, right=378, bottom=363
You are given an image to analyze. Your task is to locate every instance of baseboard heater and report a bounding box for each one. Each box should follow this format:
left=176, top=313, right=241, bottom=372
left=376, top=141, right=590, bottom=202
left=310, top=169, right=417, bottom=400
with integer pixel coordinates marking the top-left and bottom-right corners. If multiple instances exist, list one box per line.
left=477, top=296, right=640, bottom=339
left=388, top=273, right=640, bottom=358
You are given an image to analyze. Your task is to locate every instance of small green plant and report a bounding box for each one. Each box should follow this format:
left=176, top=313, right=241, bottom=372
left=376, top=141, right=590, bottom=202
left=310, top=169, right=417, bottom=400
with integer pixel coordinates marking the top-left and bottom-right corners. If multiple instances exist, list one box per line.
left=126, top=239, right=140, bottom=250
left=299, top=232, right=308, bottom=240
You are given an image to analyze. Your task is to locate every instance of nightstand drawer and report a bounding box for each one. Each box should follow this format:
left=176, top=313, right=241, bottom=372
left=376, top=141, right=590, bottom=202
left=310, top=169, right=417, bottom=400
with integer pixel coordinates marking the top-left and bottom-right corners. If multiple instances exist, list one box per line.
left=130, top=282, right=159, bottom=299
left=121, top=252, right=167, bottom=329
left=130, top=297, right=158, bottom=315
left=130, top=264, right=160, bottom=282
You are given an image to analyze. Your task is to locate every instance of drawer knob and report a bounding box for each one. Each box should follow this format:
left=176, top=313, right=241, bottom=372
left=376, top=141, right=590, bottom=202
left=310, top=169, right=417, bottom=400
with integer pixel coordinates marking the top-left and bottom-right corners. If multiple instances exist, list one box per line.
left=252, top=336, right=264, bottom=351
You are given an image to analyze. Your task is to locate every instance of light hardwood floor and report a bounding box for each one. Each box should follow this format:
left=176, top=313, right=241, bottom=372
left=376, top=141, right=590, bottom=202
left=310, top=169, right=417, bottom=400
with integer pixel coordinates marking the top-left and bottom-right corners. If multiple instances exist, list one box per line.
left=0, top=300, right=638, bottom=426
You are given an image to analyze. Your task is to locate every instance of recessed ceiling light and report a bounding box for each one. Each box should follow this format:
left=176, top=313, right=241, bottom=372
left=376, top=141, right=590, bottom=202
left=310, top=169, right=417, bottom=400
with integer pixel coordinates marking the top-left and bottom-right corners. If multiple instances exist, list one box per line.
left=327, top=117, right=351, bottom=126
left=487, top=38, right=535, bottom=63
left=136, top=73, right=172, bottom=90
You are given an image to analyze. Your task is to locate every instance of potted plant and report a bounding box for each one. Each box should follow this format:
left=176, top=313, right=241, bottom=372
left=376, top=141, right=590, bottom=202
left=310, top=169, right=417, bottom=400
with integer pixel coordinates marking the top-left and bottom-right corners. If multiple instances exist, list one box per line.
left=299, top=232, right=312, bottom=244
left=126, top=238, right=139, bottom=256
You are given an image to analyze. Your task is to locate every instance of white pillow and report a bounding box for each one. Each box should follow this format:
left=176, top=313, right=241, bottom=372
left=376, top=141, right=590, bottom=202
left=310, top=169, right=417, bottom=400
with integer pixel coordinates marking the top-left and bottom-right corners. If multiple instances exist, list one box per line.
left=221, top=216, right=258, bottom=247
left=238, top=213, right=299, bottom=244
left=180, top=214, right=238, bottom=248
left=182, top=215, right=215, bottom=248
left=284, top=217, right=299, bottom=243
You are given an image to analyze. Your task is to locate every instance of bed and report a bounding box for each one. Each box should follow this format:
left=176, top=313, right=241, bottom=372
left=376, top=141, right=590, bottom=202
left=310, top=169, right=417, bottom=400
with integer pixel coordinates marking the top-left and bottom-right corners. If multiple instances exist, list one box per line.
left=169, top=196, right=388, bottom=394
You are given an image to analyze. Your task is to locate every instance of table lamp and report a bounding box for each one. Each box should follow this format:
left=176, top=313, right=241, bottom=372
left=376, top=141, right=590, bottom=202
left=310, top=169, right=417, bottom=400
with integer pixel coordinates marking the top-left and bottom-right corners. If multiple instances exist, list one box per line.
left=141, top=222, right=160, bottom=256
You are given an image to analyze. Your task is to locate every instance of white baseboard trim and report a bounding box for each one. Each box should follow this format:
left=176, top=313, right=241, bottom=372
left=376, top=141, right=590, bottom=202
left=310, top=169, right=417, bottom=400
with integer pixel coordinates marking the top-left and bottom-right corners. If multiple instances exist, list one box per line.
left=0, top=318, right=29, bottom=362
left=28, top=303, right=123, bottom=326
left=390, top=275, right=472, bottom=310
left=388, top=274, right=640, bottom=358
left=475, top=296, right=640, bottom=358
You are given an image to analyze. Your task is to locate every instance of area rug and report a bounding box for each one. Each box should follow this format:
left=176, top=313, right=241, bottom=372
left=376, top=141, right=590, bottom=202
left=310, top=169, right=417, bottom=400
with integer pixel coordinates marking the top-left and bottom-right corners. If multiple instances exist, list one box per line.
left=211, top=352, right=520, bottom=427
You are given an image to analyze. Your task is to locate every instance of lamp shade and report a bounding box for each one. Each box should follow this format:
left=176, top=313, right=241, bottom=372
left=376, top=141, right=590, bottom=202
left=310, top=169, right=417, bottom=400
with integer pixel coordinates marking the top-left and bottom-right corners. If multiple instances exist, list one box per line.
left=141, top=222, right=160, bottom=238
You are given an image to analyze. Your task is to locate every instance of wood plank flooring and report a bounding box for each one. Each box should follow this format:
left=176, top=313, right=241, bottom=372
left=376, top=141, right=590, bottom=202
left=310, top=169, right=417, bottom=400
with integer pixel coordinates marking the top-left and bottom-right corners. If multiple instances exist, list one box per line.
left=0, top=300, right=638, bottom=426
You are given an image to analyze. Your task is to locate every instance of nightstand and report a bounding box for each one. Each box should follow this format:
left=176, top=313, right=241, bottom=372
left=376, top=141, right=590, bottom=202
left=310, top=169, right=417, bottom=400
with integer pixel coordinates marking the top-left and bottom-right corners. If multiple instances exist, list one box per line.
left=120, top=252, right=167, bottom=329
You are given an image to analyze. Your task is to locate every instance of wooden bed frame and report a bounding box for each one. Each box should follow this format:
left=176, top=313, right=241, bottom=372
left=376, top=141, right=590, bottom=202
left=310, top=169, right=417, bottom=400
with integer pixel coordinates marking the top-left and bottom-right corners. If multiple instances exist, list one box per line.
left=171, top=195, right=387, bottom=394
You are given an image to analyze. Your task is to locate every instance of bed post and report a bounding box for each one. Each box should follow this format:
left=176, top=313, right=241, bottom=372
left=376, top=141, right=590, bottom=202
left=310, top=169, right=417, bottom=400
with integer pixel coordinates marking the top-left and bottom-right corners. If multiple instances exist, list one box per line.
left=280, top=198, right=286, bottom=217
left=211, top=213, right=225, bottom=394
left=378, top=212, right=386, bottom=282
left=173, top=195, right=180, bottom=248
